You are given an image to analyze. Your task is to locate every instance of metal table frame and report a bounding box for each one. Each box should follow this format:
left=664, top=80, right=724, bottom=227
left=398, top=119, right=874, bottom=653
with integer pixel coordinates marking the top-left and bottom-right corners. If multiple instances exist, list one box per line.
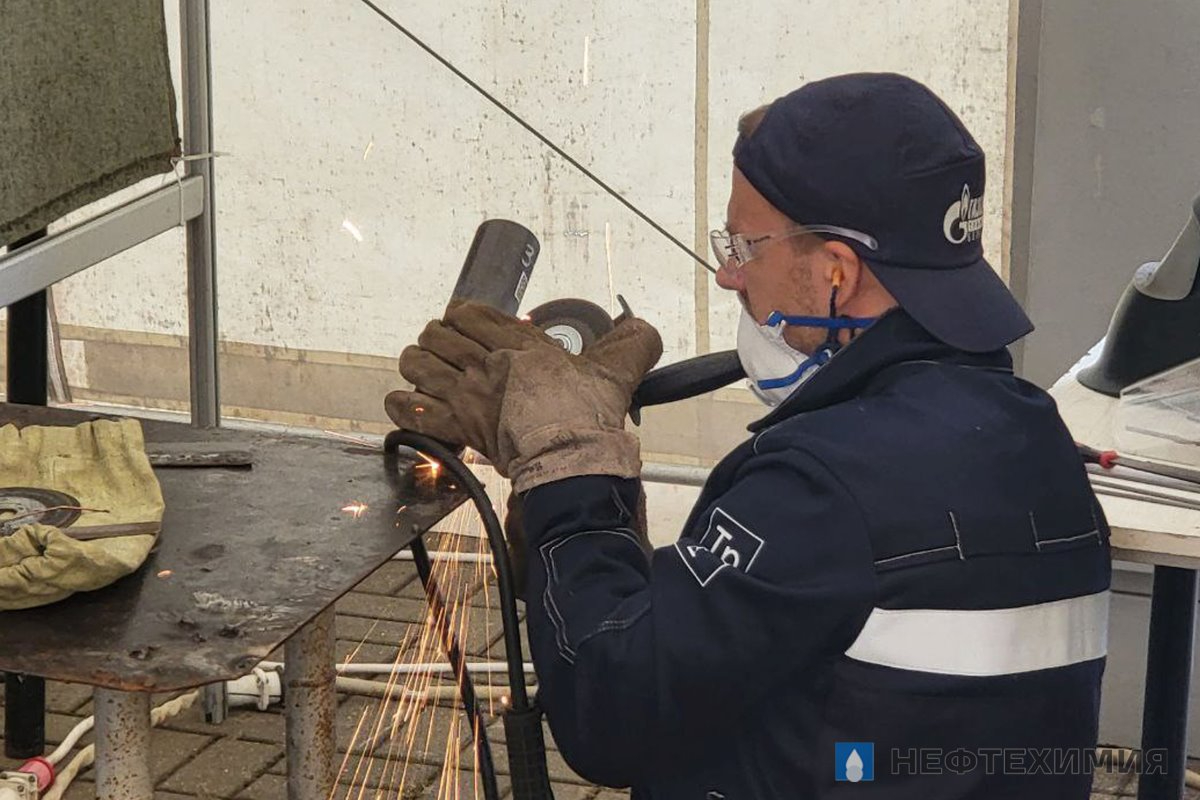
left=0, top=5, right=319, bottom=793
left=1139, top=566, right=1199, bottom=800
left=0, top=0, right=218, bottom=769
left=85, top=608, right=337, bottom=800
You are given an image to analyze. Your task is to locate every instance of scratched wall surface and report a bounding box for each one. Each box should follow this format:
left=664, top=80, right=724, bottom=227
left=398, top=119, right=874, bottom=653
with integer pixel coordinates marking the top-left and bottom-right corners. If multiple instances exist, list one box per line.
left=704, top=0, right=1011, bottom=350
left=51, top=0, right=1008, bottom=362
left=55, top=0, right=700, bottom=367
left=47, top=0, right=1009, bottom=443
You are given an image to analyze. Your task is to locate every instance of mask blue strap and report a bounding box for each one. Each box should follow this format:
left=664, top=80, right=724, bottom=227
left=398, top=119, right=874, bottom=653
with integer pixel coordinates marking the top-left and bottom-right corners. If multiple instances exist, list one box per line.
left=755, top=346, right=836, bottom=390
left=763, top=311, right=878, bottom=330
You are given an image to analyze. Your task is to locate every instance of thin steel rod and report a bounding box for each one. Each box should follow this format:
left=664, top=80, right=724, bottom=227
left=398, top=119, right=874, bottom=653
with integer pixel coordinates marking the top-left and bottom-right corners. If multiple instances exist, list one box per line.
left=353, top=0, right=716, bottom=274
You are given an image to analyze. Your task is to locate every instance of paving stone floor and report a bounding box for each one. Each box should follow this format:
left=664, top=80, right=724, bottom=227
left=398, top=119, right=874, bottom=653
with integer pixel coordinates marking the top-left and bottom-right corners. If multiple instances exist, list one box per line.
left=1, top=556, right=1198, bottom=799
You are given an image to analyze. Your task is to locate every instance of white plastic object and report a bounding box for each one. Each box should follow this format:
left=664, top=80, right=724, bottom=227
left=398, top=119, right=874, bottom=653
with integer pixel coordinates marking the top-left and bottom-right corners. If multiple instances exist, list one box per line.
left=226, top=667, right=283, bottom=711
left=0, top=772, right=38, bottom=800
left=1116, top=355, right=1200, bottom=467
left=49, top=716, right=94, bottom=765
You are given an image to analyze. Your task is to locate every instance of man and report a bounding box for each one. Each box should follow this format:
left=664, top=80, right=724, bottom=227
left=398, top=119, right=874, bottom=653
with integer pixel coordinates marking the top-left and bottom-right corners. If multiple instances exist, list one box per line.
left=387, top=73, right=1111, bottom=799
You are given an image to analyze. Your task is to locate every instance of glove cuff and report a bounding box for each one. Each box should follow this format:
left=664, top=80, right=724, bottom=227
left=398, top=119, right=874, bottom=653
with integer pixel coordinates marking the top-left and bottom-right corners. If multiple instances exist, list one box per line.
left=508, top=426, right=642, bottom=494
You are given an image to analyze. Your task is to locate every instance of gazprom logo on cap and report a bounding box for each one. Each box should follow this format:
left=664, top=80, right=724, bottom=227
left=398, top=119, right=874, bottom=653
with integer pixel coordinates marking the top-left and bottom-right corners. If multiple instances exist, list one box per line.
left=943, top=183, right=984, bottom=244
left=835, top=742, right=874, bottom=782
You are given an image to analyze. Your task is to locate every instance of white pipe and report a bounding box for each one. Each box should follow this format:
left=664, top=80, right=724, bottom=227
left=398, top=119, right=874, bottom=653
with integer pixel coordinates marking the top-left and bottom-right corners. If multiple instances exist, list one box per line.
left=641, top=462, right=710, bottom=487
left=392, top=549, right=493, bottom=564
left=226, top=668, right=283, bottom=710
left=338, top=661, right=531, bottom=675
left=333, top=677, right=526, bottom=702
left=257, top=660, right=535, bottom=676
left=47, top=715, right=93, bottom=765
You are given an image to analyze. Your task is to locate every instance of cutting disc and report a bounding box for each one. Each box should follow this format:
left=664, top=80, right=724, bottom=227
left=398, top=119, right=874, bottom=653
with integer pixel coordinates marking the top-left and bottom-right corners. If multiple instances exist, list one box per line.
left=0, top=487, right=82, bottom=536
left=526, top=298, right=614, bottom=355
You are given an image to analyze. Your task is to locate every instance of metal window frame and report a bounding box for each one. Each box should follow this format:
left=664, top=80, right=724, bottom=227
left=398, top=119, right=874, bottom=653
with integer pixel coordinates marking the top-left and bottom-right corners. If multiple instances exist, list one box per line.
left=0, top=177, right=204, bottom=309
left=0, top=0, right=219, bottom=430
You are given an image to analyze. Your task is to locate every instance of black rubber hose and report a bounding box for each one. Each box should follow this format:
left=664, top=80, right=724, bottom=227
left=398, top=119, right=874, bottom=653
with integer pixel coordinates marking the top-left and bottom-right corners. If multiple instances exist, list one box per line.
left=384, top=430, right=554, bottom=800
left=409, top=535, right=500, bottom=800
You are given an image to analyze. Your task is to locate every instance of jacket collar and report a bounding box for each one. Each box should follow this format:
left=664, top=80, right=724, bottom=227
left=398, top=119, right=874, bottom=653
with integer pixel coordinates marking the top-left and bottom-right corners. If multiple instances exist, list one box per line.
left=747, top=308, right=1015, bottom=432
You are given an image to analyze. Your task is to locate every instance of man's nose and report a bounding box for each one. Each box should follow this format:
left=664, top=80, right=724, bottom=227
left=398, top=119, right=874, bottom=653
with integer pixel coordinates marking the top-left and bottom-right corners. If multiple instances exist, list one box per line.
left=714, top=263, right=744, bottom=291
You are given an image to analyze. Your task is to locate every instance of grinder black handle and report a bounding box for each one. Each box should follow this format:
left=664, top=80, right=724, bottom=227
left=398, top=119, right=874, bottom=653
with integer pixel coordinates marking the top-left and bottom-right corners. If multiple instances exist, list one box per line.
left=504, top=706, right=554, bottom=800
left=426, top=218, right=540, bottom=455
left=630, top=350, right=745, bottom=420
left=450, top=219, right=539, bottom=314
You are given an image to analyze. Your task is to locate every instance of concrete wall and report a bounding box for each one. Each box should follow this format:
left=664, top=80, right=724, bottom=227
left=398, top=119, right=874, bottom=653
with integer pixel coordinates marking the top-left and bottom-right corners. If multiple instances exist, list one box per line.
left=1007, top=0, right=1200, bottom=385
left=46, top=0, right=1011, bottom=449
left=46, top=0, right=1008, bottom=434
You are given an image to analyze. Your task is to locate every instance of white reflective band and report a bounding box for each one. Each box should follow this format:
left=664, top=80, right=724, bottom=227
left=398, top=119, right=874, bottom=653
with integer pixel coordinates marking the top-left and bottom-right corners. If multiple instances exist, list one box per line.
left=844, top=591, right=1110, bottom=676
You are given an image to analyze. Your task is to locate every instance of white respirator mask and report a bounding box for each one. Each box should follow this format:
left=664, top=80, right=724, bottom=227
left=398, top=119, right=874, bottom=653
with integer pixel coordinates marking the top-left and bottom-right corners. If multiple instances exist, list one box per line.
left=735, top=287, right=877, bottom=407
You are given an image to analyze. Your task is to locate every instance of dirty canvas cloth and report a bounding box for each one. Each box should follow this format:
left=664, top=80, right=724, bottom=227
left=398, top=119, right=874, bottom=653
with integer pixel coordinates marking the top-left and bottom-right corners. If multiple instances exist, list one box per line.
left=0, top=418, right=164, bottom=610
left=0, top=0, right=180, bottom=245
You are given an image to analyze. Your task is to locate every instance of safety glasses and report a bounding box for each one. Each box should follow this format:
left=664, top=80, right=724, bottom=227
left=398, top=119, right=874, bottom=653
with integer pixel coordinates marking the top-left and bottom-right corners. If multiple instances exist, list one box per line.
left=709, top=224, right=879, bottom=273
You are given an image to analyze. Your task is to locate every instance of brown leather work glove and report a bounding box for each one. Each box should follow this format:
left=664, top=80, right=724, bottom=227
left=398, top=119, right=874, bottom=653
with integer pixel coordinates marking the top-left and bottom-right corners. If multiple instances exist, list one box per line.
left=385, top=301, right=663, bottom=493
left=384, top=302, right=549, bottom=456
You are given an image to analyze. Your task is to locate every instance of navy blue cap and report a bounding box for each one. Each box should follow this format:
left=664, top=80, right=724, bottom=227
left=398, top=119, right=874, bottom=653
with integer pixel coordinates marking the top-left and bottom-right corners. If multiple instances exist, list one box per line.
left=734, top=72, right=1032, bottom=353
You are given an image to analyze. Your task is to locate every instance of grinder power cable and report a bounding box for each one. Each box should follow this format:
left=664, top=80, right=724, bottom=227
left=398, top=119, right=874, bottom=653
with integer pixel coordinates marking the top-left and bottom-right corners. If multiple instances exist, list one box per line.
left=385, top=219, right=550, bottom=800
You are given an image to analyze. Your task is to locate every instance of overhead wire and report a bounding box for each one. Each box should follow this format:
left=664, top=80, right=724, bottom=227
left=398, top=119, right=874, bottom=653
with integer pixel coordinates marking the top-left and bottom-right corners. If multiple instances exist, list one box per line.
left=352, top=0, right=718, bottom=275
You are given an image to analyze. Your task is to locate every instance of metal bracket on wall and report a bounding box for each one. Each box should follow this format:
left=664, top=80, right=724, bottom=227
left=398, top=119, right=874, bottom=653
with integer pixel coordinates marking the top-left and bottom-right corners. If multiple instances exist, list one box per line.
left=0, top=176, right=204, bottom=308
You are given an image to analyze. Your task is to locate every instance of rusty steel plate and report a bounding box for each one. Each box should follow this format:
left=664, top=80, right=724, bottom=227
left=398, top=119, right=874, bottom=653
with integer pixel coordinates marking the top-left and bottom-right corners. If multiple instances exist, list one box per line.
left=0, top=404, right=467, bottom=691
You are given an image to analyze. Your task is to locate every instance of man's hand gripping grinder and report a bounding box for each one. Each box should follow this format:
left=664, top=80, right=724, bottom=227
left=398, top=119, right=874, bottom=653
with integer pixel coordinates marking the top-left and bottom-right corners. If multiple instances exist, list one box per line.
left=384, top=219, right=747, bottom=800
left=385, top=219, right=586, bottom=800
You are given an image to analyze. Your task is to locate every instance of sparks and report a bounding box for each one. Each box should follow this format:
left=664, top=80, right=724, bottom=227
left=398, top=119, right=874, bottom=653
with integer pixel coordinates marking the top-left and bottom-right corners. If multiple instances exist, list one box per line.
left=362, top=137, right=374, bottom=160
left=415, top=451, right=442, bottom=481
left=341, top=502, right=369, bottom=519
left=341, top=218, right=364, bottom=242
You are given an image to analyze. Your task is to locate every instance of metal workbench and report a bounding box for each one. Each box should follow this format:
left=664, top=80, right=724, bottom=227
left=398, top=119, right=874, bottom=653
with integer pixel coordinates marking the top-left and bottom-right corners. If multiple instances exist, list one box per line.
left=0, top=403, right=465, bottom=800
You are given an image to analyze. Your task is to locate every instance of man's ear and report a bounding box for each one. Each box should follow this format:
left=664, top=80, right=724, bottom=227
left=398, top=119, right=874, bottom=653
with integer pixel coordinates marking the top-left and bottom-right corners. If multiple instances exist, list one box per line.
left=822, top=240, right=864, bottom=307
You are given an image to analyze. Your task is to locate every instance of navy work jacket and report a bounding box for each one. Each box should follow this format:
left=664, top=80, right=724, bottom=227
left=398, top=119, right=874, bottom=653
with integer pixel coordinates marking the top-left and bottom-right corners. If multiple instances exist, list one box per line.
left=521, top=310, right=1111, bottom=799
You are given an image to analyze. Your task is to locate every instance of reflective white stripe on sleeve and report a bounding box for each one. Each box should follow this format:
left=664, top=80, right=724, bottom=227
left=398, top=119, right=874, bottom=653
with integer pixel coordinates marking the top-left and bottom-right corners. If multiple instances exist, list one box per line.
left=844, top=591, right=1110, bottom=676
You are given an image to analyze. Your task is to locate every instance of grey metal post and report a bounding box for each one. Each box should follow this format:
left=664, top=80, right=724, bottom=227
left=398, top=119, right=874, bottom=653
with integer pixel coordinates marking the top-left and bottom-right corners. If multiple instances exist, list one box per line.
left=179, top=0, right=220, bottom=427
left=94, top=689, right=153, bottom=800
left=284, top=608, right=336, bottom=800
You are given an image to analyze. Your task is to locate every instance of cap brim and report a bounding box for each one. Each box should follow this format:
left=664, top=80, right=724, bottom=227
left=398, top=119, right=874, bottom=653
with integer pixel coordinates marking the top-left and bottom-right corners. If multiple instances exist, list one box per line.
left=866, top=256, right=1033, bottom=353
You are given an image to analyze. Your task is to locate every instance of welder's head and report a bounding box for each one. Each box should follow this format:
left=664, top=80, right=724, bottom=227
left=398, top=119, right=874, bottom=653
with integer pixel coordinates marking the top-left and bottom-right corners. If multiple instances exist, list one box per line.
left=714, top=72, right=1033, bottom=354
left=715, top=165, right=892, bottom=356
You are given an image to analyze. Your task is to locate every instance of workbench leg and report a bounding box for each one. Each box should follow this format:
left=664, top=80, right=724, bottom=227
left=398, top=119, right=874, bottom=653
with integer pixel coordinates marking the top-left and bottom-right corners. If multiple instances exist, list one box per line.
left=285, top=607, right=336, bottom=800
left=1138, top=566, right=1198, bottom=800
left=94, top=689, right=152, bottom=800
left=4, top=228, right=49, bottom=759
